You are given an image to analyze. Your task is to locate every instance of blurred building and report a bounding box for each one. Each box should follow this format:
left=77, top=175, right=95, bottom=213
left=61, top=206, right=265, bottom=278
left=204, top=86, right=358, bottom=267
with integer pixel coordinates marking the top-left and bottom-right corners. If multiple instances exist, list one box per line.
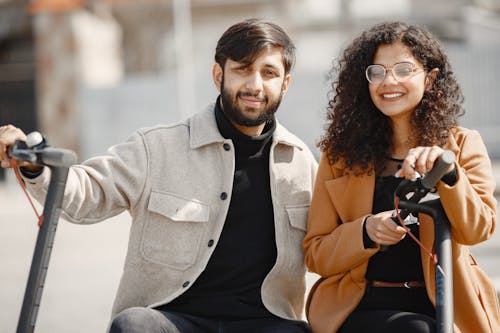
left=0, top=1, right=36, bottom=180
left=1, top=0, right=500, bottom=161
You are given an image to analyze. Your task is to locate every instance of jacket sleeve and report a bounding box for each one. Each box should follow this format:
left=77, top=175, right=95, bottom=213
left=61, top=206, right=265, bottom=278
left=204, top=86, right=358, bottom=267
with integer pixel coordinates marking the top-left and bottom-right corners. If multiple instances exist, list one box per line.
left=303, top=153, right=377, bottom=277
left=437, top=129, right=497, bottom=245
left=25, top=131, right=149, bottom=224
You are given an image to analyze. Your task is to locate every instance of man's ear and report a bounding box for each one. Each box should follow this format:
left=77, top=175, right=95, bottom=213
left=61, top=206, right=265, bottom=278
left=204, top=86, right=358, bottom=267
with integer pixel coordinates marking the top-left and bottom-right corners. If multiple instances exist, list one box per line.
left=281, top=74, right=291, bottom=96
left=425, top=68, right=439, bottom=90
left=212, top=63, right=223, bottom=92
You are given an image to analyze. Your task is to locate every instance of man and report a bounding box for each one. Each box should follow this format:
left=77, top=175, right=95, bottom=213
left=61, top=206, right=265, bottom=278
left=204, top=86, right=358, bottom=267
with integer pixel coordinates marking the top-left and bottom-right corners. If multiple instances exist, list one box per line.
left=0, top=19, right=317, bottom=332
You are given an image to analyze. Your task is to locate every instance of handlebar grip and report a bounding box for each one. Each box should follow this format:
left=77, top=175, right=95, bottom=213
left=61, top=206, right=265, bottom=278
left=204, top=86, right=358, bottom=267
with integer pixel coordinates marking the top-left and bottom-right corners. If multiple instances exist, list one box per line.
left=420, top=150, right=455, bottom=190
left=37, top=147, right=77, bottom=168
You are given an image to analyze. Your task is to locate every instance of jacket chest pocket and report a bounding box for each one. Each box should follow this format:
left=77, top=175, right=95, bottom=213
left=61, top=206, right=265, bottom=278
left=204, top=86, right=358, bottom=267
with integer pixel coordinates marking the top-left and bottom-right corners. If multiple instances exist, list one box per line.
left=141, top=191, right=210, bottom=270
left=285, top=204, right=309, bottom=259
left=286, top=204, right=309, bottom=233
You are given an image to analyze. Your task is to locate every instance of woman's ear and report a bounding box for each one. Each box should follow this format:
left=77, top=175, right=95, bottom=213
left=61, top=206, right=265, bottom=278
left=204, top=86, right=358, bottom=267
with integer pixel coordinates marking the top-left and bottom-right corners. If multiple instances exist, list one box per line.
left=425, top=68, right=440, bottom=90
left=212, top=63, right=223, bottom=92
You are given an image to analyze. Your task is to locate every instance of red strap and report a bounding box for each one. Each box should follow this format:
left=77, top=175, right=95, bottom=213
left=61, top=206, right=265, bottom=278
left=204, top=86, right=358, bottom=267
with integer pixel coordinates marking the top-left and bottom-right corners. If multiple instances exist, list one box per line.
left=11, top=159, right=44, bottom=227
left=394, top=196, right=437, bottom=265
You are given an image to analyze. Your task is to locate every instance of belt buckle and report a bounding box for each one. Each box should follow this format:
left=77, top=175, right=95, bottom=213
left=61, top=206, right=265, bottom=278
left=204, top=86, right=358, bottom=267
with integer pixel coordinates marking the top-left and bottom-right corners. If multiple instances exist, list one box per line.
left=403, top=281, right=411, bottom=289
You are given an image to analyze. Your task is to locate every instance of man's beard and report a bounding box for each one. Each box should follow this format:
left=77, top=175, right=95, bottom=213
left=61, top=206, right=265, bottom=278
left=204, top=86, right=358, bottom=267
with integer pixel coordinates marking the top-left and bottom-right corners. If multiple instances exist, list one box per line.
left=220, top=77, right=283, bottom=127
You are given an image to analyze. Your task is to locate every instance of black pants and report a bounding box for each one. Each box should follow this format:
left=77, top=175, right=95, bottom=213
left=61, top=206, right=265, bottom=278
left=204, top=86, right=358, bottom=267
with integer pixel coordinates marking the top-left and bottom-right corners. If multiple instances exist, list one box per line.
left=109, top=307, right=311, bottom=333
left=338, top=309, right=436, bottom=333
left=338, top=286, right=436, bottom=333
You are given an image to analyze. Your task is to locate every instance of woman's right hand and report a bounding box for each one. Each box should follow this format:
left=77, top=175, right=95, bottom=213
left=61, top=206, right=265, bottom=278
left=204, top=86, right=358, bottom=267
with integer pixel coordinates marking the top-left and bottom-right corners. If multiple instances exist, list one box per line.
left=365, top=210, right=408, bottom=247
left=0, top=125, right=28, bottom=168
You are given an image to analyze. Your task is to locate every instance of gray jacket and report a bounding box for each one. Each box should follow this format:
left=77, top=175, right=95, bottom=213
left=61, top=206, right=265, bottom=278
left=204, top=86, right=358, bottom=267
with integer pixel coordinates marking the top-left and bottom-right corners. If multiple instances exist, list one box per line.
left=25, top=105, right=318, bottom=321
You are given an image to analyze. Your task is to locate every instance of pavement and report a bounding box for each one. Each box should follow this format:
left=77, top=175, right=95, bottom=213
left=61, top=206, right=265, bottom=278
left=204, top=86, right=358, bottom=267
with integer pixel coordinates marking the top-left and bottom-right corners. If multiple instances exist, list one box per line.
left=1, top=164, right=500, bottom=333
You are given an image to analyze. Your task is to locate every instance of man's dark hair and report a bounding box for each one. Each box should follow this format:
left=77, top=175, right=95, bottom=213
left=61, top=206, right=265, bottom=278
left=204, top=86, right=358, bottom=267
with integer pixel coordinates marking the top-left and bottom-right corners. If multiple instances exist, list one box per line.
left=215, top=18, right=295, bottom=74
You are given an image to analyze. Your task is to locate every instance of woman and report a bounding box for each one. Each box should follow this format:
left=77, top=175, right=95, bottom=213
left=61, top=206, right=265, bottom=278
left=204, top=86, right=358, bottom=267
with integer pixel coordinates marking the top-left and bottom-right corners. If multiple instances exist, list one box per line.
left=303, top=22, right=500, bottom=333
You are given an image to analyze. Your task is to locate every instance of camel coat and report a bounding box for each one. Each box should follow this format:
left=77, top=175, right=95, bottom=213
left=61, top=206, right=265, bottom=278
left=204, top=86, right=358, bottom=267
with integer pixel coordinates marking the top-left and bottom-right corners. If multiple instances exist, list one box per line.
left=303, top=127, right=500, bottom=333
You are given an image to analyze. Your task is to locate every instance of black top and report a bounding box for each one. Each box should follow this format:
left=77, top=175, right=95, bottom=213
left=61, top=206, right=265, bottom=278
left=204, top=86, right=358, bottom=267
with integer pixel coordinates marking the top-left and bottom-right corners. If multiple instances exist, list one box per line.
left=158, top=98, right=277, bottom=319
left=357, top=173, right=456, bottom=316
left=363, top=163, right=457, bottom=282
left=365, top=176, right=424, bottom=282
left=355, top=159, right=456, bottom=316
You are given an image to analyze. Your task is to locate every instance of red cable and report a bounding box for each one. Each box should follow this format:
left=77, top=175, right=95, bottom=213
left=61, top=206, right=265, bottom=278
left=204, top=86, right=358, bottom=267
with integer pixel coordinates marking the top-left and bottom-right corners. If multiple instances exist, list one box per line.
left=394, top=196, right=437, bottom=265
left=11, top=159, right=44, bottom=227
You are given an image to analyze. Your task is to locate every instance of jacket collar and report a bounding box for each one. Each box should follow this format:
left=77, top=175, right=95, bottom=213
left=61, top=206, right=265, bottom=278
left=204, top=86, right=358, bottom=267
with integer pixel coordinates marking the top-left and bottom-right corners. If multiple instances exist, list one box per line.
left=189, top=103, right=305, bottom=151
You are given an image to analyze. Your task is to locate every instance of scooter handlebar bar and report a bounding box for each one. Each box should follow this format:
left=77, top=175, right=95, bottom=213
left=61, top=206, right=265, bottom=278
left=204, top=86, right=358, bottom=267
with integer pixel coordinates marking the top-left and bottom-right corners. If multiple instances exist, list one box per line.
left=8, top=140, right=77, bottom=168
left=420, top=150, right=456, bottom=190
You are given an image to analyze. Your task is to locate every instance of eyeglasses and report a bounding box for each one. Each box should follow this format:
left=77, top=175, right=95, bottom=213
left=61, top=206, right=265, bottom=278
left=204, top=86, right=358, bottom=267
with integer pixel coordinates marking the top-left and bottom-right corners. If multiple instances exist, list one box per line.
left=365, top=62, right=424, bottom=84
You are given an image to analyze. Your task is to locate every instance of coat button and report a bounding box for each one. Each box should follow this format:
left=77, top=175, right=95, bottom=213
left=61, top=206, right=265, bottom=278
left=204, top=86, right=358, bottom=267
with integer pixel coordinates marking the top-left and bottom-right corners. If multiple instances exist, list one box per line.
left=208, top=239, right=214, bottom=247
left=223, top=143, right=231, bottom=151
left=220, top=192, right=227, bottom=200
left=182, top=281, right=190, bottom=288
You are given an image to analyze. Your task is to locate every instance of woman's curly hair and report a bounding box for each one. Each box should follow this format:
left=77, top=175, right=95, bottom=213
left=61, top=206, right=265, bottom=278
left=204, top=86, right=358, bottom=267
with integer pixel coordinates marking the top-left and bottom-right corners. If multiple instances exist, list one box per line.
left=319, top=21, right=464, bottom=175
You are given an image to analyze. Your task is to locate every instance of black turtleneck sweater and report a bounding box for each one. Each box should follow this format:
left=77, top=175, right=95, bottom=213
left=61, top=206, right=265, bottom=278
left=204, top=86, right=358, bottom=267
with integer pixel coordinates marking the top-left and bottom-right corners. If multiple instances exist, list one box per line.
left=158, top=99, right=277, bottom=319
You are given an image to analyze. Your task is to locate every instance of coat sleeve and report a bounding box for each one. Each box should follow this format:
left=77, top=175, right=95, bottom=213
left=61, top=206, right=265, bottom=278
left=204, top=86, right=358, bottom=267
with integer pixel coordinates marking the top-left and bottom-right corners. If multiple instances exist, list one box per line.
left=303, top=153, right=377, bottom=277
left=437, top=129, right=497, bottom=245
left=25, top=131, right=149, bottom=224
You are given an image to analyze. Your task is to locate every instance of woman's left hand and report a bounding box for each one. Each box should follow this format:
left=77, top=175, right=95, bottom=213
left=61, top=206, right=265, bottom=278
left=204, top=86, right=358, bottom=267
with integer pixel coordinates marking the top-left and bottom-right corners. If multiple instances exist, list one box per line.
left=400, top=146, right=455, bottom=180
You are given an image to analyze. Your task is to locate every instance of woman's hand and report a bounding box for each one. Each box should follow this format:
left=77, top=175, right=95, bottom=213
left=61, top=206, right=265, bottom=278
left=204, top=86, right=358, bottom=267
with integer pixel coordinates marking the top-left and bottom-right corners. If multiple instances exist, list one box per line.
left=0, top=125, right=29, bottom=168
left=365, top=211, right=407, bottom=246
left=400, top=146, right=455, bottom=180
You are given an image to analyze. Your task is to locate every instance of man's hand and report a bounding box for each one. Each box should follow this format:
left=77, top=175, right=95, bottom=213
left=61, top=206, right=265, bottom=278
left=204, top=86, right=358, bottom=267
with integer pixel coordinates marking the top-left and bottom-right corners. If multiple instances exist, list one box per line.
left=0, top=125, right=31, bottom=168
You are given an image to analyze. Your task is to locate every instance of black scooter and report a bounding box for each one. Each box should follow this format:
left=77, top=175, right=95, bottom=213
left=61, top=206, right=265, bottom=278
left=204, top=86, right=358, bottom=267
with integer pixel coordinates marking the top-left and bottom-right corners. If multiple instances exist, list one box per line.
left=9, top=132, right=77, bottom=333
left=392, top=150, right=455, bottom=333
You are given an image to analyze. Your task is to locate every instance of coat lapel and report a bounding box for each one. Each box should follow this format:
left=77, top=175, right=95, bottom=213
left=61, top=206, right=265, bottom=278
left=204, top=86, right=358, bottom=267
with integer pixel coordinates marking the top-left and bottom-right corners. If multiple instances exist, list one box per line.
left=325, top=171, right=375, bottom=223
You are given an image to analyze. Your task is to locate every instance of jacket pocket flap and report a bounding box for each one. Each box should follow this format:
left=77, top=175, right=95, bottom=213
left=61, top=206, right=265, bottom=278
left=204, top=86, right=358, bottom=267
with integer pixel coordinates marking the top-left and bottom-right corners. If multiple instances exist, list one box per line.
left=148, top=191, right=209, bottom=222
left=286, top=204, right=310, bottom=231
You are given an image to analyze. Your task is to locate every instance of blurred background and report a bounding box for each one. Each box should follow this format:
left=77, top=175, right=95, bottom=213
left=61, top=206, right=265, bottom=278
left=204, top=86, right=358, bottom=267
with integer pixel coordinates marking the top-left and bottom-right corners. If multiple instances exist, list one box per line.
left=0, top=0, right=499, bottom=332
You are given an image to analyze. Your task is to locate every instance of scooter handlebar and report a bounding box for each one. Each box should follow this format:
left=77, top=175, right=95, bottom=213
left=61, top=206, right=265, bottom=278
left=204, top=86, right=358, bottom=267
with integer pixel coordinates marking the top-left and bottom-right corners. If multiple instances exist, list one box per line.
left=420, top=150, right=456, bottom=190
left=380, top=150, right=455, bottom=252
left=8, top=136, right=77, bottom=168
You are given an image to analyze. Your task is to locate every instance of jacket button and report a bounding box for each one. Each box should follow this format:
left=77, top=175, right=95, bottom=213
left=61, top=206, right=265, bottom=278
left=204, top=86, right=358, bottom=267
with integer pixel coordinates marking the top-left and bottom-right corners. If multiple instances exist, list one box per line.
left=208, top=239, right=214, bottom=247
left=223, top=143, right=231, bottom=151
left=182, top=281, right=190, bottom=288
left=220, top=192, right=228, bottom=200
